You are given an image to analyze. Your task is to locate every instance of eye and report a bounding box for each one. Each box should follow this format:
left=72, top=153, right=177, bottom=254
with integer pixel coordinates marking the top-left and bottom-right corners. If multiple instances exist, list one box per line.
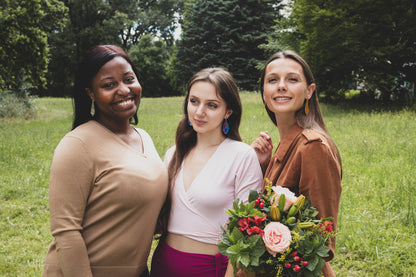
left=208, top=103, right=218, bottom=109
left=267, top=77, right=277, bottom=83
left=125, top=76, right=135, bottom=83
left=103, top=82, right=115, bottom=88
left=189, top=98, right=198, bottom=105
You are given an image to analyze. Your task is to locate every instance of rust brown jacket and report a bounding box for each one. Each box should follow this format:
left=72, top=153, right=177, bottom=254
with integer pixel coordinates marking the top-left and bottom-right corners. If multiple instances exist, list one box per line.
left=262, top=124, right=342, bottom=277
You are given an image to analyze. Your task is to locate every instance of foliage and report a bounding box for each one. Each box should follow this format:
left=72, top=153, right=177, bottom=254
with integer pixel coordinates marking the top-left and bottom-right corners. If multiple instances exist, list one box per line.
left=1, top=96, right=416, bottom=276
left=0, top=91, right=37, bottom=119
left=45, top=0, right=184, bottom=97
left=219, top=183, right=334, bottom=276
left=128, top=34, right=174, bottom=97
left=259, top=0, right=302, bottom=55
left=0, top=0, right=67, bottom=91
left=172, top=0, right=282, bottom=93
left=265, top=0, right=416, bottom=103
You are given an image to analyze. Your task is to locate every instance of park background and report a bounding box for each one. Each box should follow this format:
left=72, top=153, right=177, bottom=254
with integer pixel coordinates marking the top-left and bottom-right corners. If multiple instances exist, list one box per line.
left=1, top=0, right=415, bottom=276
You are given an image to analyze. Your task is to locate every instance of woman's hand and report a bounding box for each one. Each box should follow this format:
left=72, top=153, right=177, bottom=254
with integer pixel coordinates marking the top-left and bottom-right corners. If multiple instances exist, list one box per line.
left=251, top=131, right=273, bottom=172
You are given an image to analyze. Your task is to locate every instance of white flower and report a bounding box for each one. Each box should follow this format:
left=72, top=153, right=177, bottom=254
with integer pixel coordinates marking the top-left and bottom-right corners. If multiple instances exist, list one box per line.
left=272, top=186, right=298, bottom=211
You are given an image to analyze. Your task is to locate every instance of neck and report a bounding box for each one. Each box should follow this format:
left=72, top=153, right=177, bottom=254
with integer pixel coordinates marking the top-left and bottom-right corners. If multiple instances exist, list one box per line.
left=275, top=114, right=297, bottom=139
left=94, top=117, right=132, bottom=135
left=195, top=131, right=226, bottom=149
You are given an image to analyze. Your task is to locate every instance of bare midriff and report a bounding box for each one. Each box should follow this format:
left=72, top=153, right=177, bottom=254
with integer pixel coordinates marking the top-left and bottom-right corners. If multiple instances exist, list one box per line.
left=165, top=233, right=220, bottom=255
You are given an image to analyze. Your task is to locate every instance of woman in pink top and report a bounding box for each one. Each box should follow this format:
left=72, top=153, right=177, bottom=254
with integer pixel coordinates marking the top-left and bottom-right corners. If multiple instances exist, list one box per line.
left=150, top=68, right=263, bottom=277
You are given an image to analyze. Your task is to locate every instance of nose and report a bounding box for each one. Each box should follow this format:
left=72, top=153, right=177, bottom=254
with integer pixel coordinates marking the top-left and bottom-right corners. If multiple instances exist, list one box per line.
left=277, top=79, right=286, bottom=91
left=195, top=104, right=205, bottom=116
left=117, top=82, right=130, bottom=95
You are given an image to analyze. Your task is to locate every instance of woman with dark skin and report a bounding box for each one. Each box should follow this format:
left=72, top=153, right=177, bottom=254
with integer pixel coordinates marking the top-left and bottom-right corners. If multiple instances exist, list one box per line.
left=252, top=51, right=342, bottom=276
left=43, top=45, right=168, bottom=277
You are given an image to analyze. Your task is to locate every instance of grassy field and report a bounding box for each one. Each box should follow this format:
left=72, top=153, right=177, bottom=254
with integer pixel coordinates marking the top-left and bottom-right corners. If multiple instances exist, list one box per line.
left=0, top=94, right=415, bottom=276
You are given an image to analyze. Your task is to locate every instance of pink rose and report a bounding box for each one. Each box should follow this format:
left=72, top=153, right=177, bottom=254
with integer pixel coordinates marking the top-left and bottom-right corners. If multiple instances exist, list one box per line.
left=262, top=222, right=292, bottom=257
left=272, top=186, right=298, bottom=211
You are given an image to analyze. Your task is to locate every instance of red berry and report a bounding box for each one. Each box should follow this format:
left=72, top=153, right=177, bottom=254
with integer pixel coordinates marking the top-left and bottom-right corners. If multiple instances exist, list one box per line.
left=285, top=263, right=292, bottom=269
left=259, top=202, right=264, bottom=208
left=292, top=252, right=297, bottom=257
left=294, top=256, right=301, bottom=262
left=254, top=199, right=259, bottom=206
left=294, top=265, right=301, bottom=272
left=302, top=261, right=308, bottom=266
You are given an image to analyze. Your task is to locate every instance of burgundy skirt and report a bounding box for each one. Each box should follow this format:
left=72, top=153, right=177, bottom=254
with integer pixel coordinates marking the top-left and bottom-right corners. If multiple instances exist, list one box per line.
left=150, top=241, right=228, bottom=277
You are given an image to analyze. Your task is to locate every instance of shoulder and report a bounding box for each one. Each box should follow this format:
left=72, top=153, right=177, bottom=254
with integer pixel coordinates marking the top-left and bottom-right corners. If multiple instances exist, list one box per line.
left=134, top=127, right=153, bottom=143
left=67, top=120, right=106, bottom=143
left=298, top=129, right=340, bottom=166
left=301, top=129, right=323, bottom=143
left=164, top=145, right=176, bottom=164
left=221, top=139, right=259, bottom=166
left=223, top=139, right=256, bottom=156
left=165, top=145, right=176, bottom=157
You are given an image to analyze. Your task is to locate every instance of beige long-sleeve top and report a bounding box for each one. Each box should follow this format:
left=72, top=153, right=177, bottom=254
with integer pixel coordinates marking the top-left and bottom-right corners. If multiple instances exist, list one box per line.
left=43, top=120, right=168, bottom=277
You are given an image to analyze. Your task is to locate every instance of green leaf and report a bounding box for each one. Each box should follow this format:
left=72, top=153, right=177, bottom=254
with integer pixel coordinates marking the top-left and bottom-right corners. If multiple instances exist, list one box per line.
left=229, top=227, right=244, bottom=244
left=316, top=244, right=331, bottom=257
left=306, top=255, right=319, bottom=271
left=233, top=199, right=240, bottom=210
left=240, top=253, right=251, bottom=267
left=248, top=189, right=259, bottom=202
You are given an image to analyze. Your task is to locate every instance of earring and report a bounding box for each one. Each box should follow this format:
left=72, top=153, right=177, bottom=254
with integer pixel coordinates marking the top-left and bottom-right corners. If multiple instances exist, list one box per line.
left=188, top=119, right=192, bottom=127
left=222, top=119, right=230, bottom=135
left=90, top=100, right=95, bottom=116
left=305, top=99, right=309, bottom=115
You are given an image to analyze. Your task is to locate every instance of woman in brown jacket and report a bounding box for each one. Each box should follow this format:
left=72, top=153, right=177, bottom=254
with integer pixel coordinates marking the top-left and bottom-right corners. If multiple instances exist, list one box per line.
left=252, top=50, right=342, bottom=276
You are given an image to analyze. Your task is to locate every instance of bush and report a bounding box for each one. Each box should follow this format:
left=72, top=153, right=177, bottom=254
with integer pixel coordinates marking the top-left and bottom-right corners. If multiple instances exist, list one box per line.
left=0, top=91, right=37, bottom=119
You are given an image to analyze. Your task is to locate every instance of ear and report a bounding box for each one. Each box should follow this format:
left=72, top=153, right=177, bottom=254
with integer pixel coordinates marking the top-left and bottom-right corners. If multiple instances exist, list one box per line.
left=306, top=83, right=316, bottom=100
left=86, top=88, right=94, bottom=102
left=225, top=109, right=233, bottom=119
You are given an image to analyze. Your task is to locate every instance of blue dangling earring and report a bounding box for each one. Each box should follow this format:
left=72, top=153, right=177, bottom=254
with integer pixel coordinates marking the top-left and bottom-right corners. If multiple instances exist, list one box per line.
left=222, top=119, right=230, bottom=135
left=188, top=119, right=192, bottom=127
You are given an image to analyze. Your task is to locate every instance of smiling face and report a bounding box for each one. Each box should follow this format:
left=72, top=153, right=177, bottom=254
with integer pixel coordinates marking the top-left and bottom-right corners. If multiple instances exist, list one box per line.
left=87, top=56, right=142, bottom=127
left=263, top=58, right=315, bottom=124
left=187, top=81, right=232, bottom=137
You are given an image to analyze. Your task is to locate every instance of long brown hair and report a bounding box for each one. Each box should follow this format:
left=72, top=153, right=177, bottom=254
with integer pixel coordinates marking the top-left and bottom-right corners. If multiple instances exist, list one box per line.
left=260, top=50, right=342, bottom=168
left=156, top=68, right=243, bottom=239
left=168, top=67, right=242, bottom=184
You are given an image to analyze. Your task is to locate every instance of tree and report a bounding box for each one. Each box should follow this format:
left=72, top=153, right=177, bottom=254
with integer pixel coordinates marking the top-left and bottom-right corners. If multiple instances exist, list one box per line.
left=45, top=0, right=184, bottom=97
left=45, top=0, right=120, bottom=96
left=110, top=0, right=185, bottom=48
left=0, top=0, right=67, bottom=93
left=285, top=0, right=416, bottom=102
left=172, top=0, right=282, bottom=93
left=128, top=34, right=174, bottom=97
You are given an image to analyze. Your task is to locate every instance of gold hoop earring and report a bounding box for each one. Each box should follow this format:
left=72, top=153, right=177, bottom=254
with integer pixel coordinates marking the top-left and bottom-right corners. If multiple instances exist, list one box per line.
left=305, top=99, right=309, bottom=115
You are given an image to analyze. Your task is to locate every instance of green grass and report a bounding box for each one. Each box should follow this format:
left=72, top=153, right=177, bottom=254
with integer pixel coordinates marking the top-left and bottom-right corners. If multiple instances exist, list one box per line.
left=1, top=95, right=415, bottom=276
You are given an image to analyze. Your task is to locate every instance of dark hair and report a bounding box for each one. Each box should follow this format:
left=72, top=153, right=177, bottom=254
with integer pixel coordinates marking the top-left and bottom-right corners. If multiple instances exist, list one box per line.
left=260, top=50, right=342, bottom=168
left=72, top=45, right=140, bottom=130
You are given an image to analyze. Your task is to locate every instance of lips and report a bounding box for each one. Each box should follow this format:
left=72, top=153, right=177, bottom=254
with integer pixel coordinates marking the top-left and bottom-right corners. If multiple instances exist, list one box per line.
left=193, top=118, right=206, bottom=125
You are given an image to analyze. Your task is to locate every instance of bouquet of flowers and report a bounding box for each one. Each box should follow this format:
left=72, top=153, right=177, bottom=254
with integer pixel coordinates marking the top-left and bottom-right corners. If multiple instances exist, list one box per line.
left=218, top=179, right=335, bottom=276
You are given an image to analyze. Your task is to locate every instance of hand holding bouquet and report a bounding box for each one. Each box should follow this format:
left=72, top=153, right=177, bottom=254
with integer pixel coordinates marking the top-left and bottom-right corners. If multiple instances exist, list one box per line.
left=218, top=179, right=335, bottom=276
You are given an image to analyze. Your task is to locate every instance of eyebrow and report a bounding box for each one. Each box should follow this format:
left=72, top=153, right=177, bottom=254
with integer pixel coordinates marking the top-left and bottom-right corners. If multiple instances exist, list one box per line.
left=189, top=95, right=221, bottom=103
left=266, top=71, right=302, bottom=77
left=100, top=71, right=134, bottom=81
